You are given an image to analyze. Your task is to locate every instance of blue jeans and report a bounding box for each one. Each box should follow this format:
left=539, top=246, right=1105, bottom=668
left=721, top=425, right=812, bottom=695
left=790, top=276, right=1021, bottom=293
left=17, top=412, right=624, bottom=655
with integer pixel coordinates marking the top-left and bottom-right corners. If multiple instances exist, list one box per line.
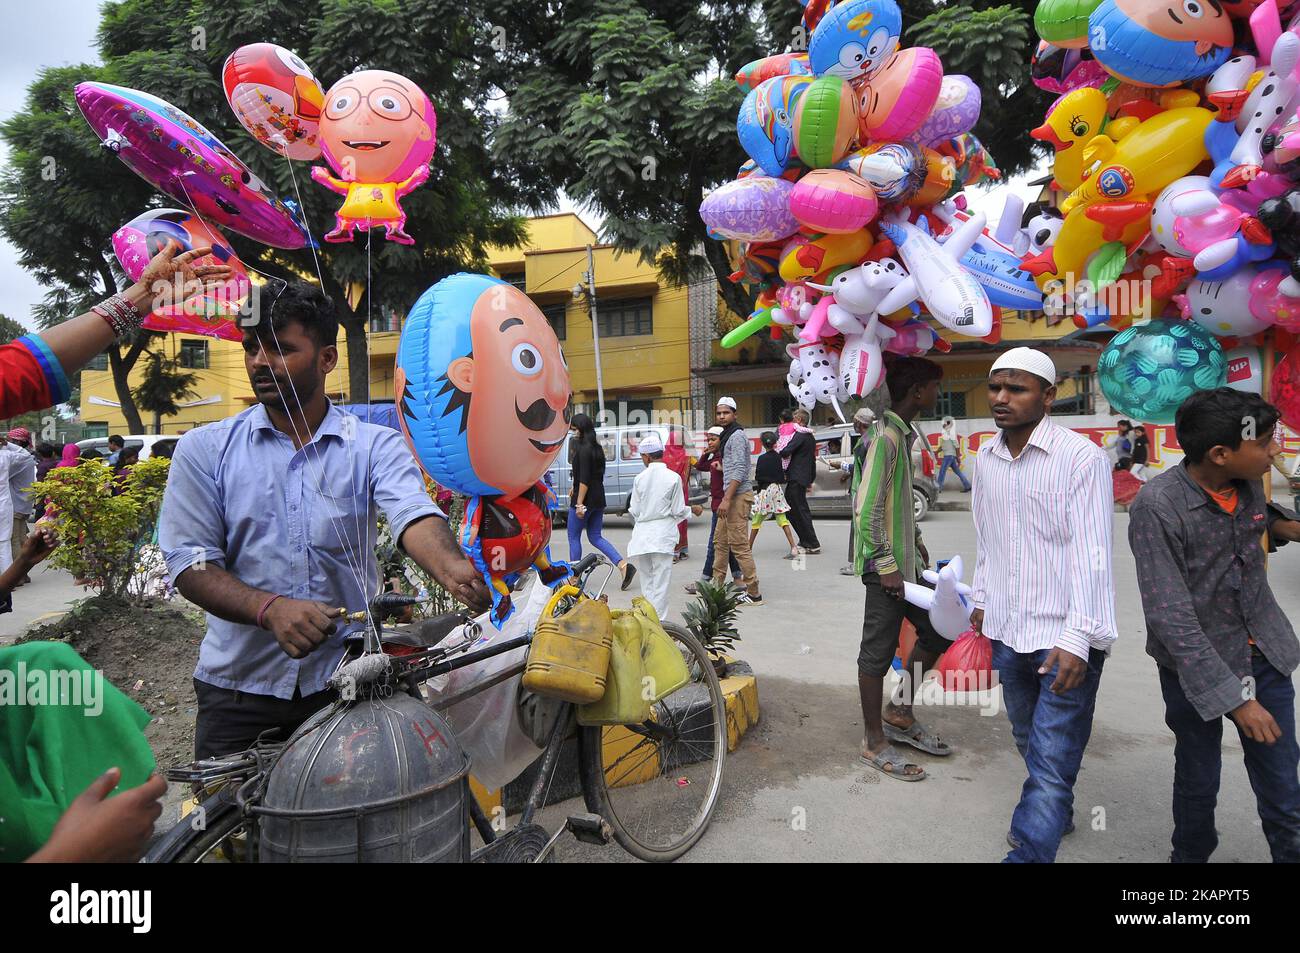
left=567, top=506, right=623, bottom=565
left=1159, top=653, right=1300, bottom=863
left=700, top=510, right=740, bottom=581
left=938, top=454, right=970, bottom=490
left=992, top=641, right=1106, bottom=862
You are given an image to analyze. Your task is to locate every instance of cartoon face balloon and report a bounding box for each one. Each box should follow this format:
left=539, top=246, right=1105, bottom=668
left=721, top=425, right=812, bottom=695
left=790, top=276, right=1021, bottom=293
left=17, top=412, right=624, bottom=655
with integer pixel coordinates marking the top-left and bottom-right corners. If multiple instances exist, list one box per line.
left=808, top=0, right=903, bottom=82
left=395, top=274, right=571, bottom=500
left=112, top=209, right=250, bottom=341
left=311, top=70, right=436, bottom=244
left=1088, top=0, right=1234, bottom=88
left=222, top=43, right=324, bottom=160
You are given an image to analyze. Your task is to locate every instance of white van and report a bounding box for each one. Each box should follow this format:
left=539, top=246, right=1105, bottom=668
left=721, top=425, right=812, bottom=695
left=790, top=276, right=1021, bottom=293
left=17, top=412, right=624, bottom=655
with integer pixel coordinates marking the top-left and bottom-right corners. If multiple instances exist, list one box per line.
left=75, top=434, right=179, bottom=462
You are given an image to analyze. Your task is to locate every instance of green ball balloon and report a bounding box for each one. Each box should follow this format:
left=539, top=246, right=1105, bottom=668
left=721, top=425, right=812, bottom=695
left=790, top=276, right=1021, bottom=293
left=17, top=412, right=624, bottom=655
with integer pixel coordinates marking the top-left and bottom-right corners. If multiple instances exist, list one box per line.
left=1097, top=319, right=1226, bottom=424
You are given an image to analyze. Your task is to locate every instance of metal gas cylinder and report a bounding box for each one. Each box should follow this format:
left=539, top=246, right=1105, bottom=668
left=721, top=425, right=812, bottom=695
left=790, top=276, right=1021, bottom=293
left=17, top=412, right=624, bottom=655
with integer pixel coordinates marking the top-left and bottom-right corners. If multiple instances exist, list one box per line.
left=258, top=694, right=471, bottom=862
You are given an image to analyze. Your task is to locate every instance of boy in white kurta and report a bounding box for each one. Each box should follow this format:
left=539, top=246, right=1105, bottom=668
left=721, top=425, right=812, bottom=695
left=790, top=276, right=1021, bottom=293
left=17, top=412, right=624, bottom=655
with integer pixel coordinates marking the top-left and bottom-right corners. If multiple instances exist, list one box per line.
left=626, top=434, right=689, bottom=620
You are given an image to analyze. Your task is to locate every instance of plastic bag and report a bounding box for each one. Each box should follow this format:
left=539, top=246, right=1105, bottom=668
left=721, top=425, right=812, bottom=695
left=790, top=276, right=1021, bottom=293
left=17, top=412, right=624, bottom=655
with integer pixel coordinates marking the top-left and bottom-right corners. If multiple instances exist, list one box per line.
left=934, top=628, right=992, bottom=693
left=423, top=576, right=553, bottom=791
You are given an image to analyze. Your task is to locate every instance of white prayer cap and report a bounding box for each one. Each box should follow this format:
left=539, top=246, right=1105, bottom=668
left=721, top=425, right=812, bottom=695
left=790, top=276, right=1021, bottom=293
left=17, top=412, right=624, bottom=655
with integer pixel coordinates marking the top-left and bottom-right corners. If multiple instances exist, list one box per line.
left=990, top=347, right=1057, bottom=386
left=706, top=426, right=725, bottom=436
left=716, top=396, right=738, bottom=410
left=852, top=407, right=877, bottom=425
left=638, top=433, right=664, bottom=455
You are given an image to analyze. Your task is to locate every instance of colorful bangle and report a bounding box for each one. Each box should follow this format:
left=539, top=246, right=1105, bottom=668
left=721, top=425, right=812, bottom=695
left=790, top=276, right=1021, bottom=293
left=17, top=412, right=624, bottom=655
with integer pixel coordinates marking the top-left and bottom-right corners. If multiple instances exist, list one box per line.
left=256, top=593, right=284, bottom=630
left=91, top=293, right=144, bottom=338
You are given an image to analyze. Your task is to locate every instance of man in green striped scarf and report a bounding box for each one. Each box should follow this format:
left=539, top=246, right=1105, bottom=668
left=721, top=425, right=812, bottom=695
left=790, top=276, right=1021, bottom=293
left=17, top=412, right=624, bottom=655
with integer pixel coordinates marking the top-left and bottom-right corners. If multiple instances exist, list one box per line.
left=854, top=357, right=955, bottom=781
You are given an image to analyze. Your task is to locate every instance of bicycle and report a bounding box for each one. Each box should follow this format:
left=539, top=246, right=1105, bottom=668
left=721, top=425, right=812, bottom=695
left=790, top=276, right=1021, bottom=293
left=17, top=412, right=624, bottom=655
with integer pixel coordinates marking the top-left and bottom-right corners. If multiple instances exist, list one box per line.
left=144, top=554, right=727, bottom=863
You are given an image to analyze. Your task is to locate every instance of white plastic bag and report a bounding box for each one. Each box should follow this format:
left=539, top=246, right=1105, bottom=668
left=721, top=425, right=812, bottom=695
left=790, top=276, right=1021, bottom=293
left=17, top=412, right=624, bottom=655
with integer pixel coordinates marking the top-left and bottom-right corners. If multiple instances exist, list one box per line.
left=423, top=577, right=553, bottom=791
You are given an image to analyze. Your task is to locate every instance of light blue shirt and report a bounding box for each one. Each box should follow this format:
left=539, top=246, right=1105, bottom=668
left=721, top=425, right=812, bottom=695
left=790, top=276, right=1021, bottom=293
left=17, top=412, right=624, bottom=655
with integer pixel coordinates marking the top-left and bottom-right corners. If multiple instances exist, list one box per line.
left=159, top=402, right=442, bottom=699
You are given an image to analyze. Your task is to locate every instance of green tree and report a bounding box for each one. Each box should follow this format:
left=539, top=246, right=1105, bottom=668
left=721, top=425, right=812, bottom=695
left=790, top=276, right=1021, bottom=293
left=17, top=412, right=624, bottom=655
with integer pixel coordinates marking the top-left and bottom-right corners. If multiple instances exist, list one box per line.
left=132, top=350, right=198, bottom=434
left=0, top=314, right=27, bottom=344
left=909, top=2, right=1048, bottom=179
left=2, top=0, right=534, bottom=411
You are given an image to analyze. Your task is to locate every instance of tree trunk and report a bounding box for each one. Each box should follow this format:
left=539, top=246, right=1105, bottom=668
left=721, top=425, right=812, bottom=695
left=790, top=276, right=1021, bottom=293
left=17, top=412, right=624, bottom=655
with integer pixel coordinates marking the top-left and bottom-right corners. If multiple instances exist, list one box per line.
left=319, top=270, right=369, bottom=404
left=108, top=343, right=147, bottom=434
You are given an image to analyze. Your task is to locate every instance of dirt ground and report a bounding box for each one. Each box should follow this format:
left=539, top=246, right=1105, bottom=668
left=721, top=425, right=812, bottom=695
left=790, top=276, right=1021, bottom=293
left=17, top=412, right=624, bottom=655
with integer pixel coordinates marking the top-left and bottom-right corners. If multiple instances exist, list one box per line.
left=18, top=596, right=204, bottom=771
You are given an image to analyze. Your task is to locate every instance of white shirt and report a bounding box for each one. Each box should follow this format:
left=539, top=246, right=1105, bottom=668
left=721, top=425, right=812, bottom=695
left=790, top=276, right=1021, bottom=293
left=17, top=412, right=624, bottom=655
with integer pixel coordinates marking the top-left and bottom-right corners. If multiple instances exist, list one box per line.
left=627, top=461, right=688, bottom=558
left=4, top=443, right=36, bottom=517
left=971, top=416, right=1117, bottom=661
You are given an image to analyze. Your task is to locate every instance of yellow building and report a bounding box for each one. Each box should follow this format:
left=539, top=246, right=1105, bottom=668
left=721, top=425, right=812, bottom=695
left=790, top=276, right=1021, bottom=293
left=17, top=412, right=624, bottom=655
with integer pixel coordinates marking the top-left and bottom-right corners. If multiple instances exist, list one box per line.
left=79, top=213, right=702, bottom=434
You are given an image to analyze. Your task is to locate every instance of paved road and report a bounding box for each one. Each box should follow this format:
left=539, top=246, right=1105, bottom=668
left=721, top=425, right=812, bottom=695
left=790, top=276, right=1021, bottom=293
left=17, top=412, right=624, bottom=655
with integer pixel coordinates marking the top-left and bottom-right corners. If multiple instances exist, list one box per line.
left=542, top=507, right=1300, bottom=863
left=0, top=563, right=87, bottom=645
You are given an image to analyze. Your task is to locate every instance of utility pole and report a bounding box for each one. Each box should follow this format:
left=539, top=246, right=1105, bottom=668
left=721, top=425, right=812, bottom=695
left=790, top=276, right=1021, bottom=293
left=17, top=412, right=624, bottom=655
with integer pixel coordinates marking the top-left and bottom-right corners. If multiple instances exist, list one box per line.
left=585, top=244, right=607, bottom=423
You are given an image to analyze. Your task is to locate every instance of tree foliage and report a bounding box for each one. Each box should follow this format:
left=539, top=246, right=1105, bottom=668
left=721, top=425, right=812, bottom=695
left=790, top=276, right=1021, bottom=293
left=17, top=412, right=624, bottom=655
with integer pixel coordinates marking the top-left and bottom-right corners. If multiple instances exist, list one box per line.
left=30, top=456, right=171, bottom=602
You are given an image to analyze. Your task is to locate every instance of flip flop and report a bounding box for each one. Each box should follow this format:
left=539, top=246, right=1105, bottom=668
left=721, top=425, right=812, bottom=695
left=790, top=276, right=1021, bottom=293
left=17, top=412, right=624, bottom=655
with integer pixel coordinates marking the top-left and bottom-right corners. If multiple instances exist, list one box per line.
left=883, top=720, right=953, bottom=756
left=859, top=744, right=926, bottom=781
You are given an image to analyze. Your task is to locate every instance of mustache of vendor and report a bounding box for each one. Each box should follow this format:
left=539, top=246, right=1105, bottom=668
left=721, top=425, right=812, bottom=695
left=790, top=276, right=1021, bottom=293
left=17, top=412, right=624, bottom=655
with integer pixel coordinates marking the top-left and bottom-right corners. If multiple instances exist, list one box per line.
left=515, top=397, right=572, bottom=432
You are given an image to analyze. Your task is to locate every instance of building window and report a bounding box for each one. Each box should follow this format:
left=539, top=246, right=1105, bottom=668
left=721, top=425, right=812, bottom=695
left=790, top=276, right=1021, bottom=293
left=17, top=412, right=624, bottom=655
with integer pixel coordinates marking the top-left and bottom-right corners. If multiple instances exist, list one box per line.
left=926, top=389, right=967, bottom=421
left=178, top=339, right=209, bottom=369
left=84, top=423, right=108, bottom=439
left=599, top=297, right=652, bottom=337
left=87, top=351, right=108, bottom=371
left=539, top=302, right=566, bottom=341
left=370, top=306, right=400, bottom=333
left=500, top=271, right=527, bottom=291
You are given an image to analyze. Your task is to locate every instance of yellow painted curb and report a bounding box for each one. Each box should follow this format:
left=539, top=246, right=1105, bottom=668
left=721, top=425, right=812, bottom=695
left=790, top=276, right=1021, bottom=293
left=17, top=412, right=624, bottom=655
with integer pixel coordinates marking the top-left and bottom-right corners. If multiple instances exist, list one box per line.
left=720, top=673, right=760, bottom=752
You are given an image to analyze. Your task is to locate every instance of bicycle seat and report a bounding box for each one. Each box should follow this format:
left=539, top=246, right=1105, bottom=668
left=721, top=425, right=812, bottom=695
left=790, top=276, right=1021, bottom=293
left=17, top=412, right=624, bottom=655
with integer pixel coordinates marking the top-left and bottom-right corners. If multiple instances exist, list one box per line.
left=383, top=613, right=470, bottom=649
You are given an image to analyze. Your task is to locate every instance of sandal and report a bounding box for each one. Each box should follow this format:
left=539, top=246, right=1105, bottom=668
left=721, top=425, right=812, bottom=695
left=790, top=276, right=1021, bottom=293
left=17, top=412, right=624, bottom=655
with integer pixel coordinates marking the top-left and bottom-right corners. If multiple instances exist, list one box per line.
left=883, top=720, right=953, bottom=756
left=859, top=744, right=926, bottom=781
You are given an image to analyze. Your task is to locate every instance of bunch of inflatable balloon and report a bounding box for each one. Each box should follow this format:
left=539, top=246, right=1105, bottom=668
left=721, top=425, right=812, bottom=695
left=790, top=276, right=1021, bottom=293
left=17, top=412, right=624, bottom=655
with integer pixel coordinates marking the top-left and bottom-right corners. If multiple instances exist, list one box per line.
left=699, top=0, right=1045, bottom=419
left=1027, top=0, right=1300, bottom=427
left=77, top=42, right=436, bottom=339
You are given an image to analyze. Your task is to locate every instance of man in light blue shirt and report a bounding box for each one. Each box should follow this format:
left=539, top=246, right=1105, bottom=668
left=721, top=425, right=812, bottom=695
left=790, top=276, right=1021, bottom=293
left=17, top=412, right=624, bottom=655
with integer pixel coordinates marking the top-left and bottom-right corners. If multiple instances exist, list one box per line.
left=160, top=283, right=489, bottom=759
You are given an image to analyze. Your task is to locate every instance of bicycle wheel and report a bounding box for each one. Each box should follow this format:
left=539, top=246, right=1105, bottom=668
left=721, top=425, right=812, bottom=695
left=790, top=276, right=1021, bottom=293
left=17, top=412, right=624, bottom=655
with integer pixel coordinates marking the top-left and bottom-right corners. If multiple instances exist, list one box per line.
left=143, top=786, right=248, bottom=863
left=577, top=621, right=726, bottom=862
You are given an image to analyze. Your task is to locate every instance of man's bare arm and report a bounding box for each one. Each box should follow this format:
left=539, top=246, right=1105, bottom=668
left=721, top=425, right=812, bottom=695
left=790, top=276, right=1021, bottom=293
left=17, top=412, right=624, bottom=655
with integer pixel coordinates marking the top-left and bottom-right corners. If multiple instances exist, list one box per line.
left=397, top=515, right=492, bottom=613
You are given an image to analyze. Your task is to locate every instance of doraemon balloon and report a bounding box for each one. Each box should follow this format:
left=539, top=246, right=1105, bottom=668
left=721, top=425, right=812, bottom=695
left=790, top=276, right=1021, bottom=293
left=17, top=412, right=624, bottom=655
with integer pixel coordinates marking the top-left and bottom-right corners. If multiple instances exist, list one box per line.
left=222, top=43, right=324, bottom=161
left=808, top=0, right=903, bottom=83
left=311, top=70, right=436, bottom=245
left=737, top=75, right=811, bottom=175
left=395, top=274, right=572, bottom=625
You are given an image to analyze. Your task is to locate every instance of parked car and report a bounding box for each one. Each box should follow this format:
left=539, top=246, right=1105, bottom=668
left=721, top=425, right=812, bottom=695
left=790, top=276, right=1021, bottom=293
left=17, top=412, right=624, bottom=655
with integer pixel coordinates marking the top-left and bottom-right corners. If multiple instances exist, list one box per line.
left=803, top=422, right=938, bottom=522
left=75, top=434, right=179, bottom=462
left=546, top=423, right=708, bottom=525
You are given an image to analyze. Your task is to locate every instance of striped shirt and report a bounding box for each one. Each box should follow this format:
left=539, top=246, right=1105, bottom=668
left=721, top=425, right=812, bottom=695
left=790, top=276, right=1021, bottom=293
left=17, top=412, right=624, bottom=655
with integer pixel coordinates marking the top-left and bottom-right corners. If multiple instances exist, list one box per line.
left=971, top=415, right=1117, bottom=660
left=854, top=411, right=919, bottom=580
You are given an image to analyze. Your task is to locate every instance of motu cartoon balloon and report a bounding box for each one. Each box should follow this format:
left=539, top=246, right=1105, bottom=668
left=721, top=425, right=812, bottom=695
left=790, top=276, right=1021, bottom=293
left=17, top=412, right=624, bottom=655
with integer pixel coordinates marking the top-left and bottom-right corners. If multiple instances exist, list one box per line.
left=112, top=209, right=250, bottom=341
left=1088, top=0, right=1234, bottom=88
left=700, top=176, right=800, bottom=241
left=1097, top=319, right=1227, bottom=423
left=808, top=0, right=903, bottom=82
left=856, top=47, right=944, bottom=143
left=395, top=274, right=572, bottom=625
left=788, top=169, right=878, bottom=233
left=222, top=43, right=324, bottom=160
left=75, top=83, right=308, bottom=248
left=312, top=70, right=436, bottom=245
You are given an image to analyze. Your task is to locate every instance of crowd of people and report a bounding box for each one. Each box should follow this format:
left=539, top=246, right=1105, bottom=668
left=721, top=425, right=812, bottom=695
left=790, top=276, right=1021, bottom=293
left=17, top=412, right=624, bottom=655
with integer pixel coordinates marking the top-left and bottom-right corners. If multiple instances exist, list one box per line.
left=1, top=237, right=1299, bottom=866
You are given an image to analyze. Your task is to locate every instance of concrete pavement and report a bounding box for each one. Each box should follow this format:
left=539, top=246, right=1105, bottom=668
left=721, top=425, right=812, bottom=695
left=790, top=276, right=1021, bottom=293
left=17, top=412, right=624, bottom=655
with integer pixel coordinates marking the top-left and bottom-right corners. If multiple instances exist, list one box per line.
left=0, top=563, right=87, bottom=645
left=543, top=507, right=1300, bottom=862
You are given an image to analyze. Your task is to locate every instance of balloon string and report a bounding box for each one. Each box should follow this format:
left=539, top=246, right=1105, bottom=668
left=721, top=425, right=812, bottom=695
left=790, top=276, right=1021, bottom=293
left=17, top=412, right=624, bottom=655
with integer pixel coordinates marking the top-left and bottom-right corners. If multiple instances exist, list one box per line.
left=282, top=156, right=343, bottom=404
left=170, top=173, right=378, bottom=639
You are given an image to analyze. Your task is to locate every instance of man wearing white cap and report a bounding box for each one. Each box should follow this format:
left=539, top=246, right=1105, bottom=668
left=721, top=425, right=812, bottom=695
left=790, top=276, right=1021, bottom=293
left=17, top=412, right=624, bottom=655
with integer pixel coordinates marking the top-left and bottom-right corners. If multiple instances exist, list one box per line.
left=970, top=347, right=1117, bottom=862
left=626, top=432, right=689, bottom=619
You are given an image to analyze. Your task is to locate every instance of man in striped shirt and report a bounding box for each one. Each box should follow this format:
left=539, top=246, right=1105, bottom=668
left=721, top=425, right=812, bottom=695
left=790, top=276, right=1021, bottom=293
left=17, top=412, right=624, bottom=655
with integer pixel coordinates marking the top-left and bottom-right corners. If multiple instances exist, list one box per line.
left=970, top=347, right=1117, bottom=862
left=855, top=357, right=954, bottom=781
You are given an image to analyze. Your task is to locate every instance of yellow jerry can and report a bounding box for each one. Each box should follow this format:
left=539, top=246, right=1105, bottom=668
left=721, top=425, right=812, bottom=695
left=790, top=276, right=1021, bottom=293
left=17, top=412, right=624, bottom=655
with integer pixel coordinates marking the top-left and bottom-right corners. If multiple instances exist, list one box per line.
left=522, top=588, right=613, bottom=703
left=578, top=610, right=652, bottom=726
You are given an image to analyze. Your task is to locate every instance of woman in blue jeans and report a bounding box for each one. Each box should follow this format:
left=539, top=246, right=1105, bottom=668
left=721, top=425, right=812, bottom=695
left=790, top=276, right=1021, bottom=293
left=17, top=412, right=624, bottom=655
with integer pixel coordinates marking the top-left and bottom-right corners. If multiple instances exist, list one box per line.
left=567, top=414, right=635, bottom=590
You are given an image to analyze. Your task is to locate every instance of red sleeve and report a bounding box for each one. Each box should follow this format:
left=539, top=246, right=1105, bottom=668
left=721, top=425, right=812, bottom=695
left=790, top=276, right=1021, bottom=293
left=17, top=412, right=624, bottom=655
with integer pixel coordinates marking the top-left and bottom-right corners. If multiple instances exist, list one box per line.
left=0, top=335, right=71, bottom=417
